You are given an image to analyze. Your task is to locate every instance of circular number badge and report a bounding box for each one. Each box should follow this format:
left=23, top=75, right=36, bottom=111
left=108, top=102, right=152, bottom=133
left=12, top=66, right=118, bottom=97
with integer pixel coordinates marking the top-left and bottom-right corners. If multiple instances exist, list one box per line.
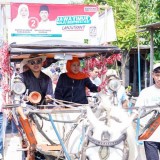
left=28, top=17, right=39, bottom=29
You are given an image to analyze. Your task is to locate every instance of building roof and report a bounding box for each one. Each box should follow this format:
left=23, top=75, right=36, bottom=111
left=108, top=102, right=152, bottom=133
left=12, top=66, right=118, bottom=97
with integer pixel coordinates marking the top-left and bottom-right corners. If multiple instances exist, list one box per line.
left=138, top=22, right=160, bottom=32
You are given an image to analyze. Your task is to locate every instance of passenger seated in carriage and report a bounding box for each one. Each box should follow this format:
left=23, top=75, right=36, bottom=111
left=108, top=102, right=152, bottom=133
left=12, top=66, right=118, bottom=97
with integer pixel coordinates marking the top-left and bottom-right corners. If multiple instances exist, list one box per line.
left=55, top=57, right=102, bottom=104
left=16, top=54, right=53, bottom=119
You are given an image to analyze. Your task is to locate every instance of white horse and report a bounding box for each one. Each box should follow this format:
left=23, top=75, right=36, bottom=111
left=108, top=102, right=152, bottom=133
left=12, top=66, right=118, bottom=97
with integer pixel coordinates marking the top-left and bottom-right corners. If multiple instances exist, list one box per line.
left=25, top=92, right=138, bottom=160
left=86, top=93, right=138, bottom=160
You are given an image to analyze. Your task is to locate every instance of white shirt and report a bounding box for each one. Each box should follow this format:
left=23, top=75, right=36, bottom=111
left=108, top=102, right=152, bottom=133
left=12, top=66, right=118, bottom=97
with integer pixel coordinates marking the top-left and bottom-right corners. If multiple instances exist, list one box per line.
left=90, top=77, right=101, bottom=86
left=135, top=85, right=160, bottom=108
left=90, top=77, right=101, bottom=97
left=135, top=85, right=160, bottom=142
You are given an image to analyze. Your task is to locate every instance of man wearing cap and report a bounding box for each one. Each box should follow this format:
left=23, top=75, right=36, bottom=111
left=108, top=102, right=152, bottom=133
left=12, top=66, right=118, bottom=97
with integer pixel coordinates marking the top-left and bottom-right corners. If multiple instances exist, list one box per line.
left=38, top=5, right=52, bottom=30
left=17, top=55, right=53, bottom=119
left=105, top=69, right=128, bottom=108
left=135, top=63, right=160, bottom=160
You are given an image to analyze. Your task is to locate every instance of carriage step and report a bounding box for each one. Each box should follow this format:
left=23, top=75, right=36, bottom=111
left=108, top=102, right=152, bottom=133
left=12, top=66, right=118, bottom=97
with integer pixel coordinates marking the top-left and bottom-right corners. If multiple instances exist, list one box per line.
left=37, top=144, right=62, bottom=151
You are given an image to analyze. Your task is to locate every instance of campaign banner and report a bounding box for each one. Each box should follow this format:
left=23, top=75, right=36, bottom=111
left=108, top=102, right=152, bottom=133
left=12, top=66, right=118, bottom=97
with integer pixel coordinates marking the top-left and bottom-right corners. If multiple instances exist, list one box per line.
left=9, top=3, right=99, bottom=44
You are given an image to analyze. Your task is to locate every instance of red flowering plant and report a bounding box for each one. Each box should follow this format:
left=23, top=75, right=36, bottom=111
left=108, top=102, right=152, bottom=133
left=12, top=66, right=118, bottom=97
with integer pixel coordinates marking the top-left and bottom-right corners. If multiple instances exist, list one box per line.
left=81, top=53, right=122, bottom=76
left=81, top=53, right=122, bottom=92
left=0, top=43, right=13, bottom=105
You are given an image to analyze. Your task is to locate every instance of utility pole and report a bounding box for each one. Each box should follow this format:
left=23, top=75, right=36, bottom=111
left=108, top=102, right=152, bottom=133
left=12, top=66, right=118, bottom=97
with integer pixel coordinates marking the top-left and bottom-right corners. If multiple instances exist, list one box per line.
left=136, top=0, right=141, bottom=93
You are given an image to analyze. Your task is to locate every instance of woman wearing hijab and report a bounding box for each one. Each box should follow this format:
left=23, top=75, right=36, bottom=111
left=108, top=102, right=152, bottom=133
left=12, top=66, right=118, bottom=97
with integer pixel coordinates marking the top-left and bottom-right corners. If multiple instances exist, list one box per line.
left=55, top=57, right=99, bottom=104
left=12, top=4, right=29, bottom=29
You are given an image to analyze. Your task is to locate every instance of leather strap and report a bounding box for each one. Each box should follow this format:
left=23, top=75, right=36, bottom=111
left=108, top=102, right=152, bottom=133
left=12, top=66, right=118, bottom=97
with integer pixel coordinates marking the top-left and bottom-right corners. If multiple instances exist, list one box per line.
left=139, top=114, right=160, bottom=140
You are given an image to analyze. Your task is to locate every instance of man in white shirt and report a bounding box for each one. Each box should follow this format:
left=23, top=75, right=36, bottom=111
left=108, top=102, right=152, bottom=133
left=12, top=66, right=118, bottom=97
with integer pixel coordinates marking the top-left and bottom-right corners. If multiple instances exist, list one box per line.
left=89, top=67, right=101, bottom=97
left=89, top=67, right=101, bottom=86
left=135, top=63, right=160, bottom=160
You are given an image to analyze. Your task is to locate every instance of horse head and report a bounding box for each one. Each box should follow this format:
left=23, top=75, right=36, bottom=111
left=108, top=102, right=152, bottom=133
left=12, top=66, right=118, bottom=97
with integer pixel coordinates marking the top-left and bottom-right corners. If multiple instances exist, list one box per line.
left=85, top=93, right=138, bottom=160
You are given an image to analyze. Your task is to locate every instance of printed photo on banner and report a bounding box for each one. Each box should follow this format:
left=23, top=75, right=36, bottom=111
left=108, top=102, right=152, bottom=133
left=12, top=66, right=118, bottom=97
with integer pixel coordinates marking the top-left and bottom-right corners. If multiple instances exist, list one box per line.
left=10, top=3, right=57, bottom=34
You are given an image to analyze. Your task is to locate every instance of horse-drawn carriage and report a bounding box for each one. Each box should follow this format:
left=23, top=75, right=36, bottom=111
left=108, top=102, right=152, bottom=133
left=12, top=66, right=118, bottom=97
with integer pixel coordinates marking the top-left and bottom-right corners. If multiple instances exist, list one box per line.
left=2, top=40, right=141, bottom=160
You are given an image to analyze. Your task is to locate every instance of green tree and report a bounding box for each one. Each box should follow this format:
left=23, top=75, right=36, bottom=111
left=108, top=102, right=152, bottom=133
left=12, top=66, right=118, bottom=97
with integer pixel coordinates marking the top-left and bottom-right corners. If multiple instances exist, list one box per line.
left=84, top=0, right=159, bottom=84
left=84, top=0, right=137, bottom=84
left=138, top=0, right=160, bottom=62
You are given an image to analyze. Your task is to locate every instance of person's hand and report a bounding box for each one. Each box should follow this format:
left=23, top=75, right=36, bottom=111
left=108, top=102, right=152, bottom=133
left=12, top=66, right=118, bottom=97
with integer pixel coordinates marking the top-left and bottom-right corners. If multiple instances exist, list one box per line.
left=45, top=95, right=52, bottom=99
left=23, top=95, right=29, bottom=102
left=17, top=107, right=27, bottom=120
left=45, top=95, right=52, bottom=103
left=129, top=108, right=139, bottom=118
left=4, top=109, right=12, bottom=120
left=98, top=81, right=107, bottom=92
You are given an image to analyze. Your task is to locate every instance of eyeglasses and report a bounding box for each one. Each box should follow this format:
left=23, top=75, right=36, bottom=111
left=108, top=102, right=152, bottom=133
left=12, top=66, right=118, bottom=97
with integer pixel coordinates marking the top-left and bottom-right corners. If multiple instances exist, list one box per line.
left=28, top=59, right=42, bottom=65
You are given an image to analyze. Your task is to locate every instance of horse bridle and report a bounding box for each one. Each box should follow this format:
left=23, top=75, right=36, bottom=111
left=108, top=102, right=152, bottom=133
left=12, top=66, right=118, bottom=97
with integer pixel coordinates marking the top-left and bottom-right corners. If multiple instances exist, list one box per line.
left=87, top=129, right=126, bottom=147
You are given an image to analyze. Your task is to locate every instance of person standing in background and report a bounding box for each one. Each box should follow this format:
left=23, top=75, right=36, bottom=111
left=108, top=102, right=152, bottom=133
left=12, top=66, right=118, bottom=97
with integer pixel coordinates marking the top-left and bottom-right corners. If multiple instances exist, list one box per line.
left=0, top=69, right=2, bottom=87
left=0, top=86, right=3, bottom=159
left=89, top=67, right=101, bottom=86
left=89, top=67, right=101, bottom=97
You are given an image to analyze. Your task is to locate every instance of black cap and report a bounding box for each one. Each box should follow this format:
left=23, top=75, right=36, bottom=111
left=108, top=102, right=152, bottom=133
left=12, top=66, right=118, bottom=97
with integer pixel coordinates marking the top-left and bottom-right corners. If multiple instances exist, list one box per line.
left=39, top=5, right=49, bottom=13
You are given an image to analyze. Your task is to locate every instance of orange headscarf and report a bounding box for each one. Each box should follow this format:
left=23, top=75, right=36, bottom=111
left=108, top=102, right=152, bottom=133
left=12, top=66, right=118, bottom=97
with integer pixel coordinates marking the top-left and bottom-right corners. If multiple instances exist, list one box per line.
left=66, top=57, right=88, bottom=80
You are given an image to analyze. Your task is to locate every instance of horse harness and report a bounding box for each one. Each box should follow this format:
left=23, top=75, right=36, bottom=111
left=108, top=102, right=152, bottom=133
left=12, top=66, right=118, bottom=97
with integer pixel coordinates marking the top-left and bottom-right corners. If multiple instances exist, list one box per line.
left=138, top=110, right=160, bottom=140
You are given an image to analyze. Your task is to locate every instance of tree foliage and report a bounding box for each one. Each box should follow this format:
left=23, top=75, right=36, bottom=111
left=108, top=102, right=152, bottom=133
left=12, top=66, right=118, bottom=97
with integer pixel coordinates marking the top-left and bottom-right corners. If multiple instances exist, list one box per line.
left=84, top=0, right=159, bottom=56
left=83, top=0, right=159, bottom=85
left=138, top=0, right=160, bottom=61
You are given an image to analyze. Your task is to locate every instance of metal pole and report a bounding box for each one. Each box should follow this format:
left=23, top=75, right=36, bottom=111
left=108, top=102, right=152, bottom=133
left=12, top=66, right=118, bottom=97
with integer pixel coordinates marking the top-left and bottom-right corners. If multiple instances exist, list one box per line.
left=48, top=114, right=71, bottom=160
left=150, top=29, right=154, bottom=86
left=144, top=53, right=147, bottom=88
left=137, top=37, right=141, bottom=93
left=136, top=0, right=141, bottom=93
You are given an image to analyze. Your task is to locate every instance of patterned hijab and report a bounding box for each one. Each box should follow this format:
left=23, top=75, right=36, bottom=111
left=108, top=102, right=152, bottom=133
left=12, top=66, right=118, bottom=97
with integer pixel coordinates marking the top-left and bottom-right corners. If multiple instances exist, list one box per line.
left=66, top=57, right=88, bottom=80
